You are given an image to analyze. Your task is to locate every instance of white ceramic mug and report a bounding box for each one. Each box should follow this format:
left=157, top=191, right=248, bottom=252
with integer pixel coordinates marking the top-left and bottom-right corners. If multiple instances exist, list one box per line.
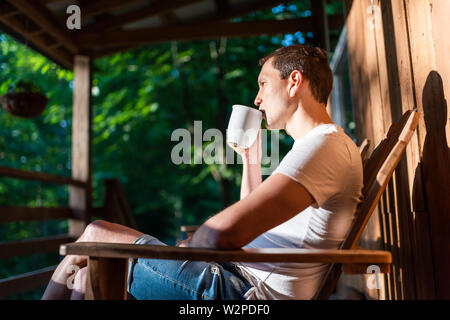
left=226, top=104, right=262, bottom=149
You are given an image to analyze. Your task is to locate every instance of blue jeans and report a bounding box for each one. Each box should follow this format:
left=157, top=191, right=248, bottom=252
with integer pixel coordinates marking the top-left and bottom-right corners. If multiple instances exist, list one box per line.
left=127, top=234, right=253, bottom=300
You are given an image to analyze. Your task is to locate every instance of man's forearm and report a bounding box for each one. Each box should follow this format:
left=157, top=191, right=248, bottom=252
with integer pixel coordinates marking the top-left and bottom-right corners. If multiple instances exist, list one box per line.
left=186, top=208, right=238, bottom=249
left=240, top=155, right=262, bottom=199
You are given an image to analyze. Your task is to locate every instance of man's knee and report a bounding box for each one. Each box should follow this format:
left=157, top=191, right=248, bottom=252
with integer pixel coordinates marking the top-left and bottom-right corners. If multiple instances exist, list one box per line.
left=78, top=219, right=110, bottom=242
left=78, top=219, right=143, bottom=244
left=88, top=219, right=111, bottom=232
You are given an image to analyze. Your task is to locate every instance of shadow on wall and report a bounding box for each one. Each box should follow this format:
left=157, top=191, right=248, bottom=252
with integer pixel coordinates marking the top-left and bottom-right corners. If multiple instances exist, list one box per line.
left=413, top=70, right=450, bottom=299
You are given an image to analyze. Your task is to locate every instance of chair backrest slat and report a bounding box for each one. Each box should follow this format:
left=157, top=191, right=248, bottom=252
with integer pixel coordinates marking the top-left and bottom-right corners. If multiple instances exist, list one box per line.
left=313, top=109, right=419, bottom=300
left=359, top=138, right=371, bottom=161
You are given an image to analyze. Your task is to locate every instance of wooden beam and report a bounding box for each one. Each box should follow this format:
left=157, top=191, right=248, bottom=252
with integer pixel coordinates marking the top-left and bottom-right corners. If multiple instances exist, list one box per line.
left=48, top=42, right=62, bottom=50
left=1, top=13, right=50, bottom=38
left=39, top=0, right=63, bottom=3
left=158, top=11, right=180, bottom=25
left=0, top=15, right=73, bottom=68
left=214, top=0, right=230, bottom=13
left=6, top=0, right=78, bottom=53
left=0, top=235, right=76, bottom=259
left=0, top=265, right=57, bottom=299
left=69, top=55, right=93, bottom=237
left=84, top=0, right=203, bottom=33
left=0, top=166, right=87, bottom=188
left=90, top=14, right=343, bottom=58
left=29, top=28, right=46, bottom=37
left=196, top=0, right=285, bottom=24
left=0, top=206, right=74, bottom=223
left=80, top=0, right=144, bottom=20
left=79, top=18, right=316, bottom=48
left=197, top=1, right=341, bottom=30
left=0, top=2, right=19, bottom=19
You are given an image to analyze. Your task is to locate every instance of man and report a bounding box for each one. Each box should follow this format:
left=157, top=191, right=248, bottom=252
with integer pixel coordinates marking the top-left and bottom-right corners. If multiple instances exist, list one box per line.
left=42, top=44, right=363, bottom=300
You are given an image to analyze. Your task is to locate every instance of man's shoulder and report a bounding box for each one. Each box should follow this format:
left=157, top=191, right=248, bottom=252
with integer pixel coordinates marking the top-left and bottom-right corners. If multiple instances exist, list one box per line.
left=279, top=125, right=360, bottom=175
left=273, top=126, right=362, bottom=209
left=292, top=125, right=356, bottom=155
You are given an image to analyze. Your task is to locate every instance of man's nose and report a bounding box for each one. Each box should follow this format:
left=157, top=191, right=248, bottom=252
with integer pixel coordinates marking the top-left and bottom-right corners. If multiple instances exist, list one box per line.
left=254, top=95, right=262, bottom=107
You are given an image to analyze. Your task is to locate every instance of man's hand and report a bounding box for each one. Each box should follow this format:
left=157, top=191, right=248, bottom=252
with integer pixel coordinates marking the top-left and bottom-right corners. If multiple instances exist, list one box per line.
left=229, top=129, right=263, bottom=199
left=228, top=129, right=262, bottom=165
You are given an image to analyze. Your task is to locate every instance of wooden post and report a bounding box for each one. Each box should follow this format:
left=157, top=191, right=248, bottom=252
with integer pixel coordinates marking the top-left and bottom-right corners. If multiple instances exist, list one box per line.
left=69, top=55, right=93, bottom=237
left=311, top=0, right=330, bottom=51
left=329, top=26, right=349, bottom=126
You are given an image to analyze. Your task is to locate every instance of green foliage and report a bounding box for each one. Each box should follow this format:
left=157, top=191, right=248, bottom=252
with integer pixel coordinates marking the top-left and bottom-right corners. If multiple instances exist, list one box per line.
left=0, top=0, right=346, bottom=299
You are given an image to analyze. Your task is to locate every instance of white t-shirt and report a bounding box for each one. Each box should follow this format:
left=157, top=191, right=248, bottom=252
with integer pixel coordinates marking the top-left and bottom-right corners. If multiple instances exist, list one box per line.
left=235, top=123, right=363, bottom=300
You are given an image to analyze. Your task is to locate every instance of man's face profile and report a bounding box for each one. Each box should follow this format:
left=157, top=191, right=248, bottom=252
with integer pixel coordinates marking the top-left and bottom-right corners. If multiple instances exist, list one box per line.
left=254, top=58, right=290, bottom=130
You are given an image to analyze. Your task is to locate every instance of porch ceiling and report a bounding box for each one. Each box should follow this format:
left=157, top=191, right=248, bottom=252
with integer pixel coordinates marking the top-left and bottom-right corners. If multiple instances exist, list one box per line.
left=0, top=0, right=344, bottom=69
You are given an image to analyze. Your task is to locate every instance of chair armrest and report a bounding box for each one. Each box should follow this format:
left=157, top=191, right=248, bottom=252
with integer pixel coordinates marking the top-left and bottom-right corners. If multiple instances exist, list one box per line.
left=61, top=243, right=391, bottom=299
left=60, top=242, right=391, bottom=273
left=180, top=225, right=199, bottom=233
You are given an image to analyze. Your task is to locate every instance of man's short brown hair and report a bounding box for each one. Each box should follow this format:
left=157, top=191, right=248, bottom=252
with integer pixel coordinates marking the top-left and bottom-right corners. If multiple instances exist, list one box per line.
left=259, top=45, right=333, bottom=106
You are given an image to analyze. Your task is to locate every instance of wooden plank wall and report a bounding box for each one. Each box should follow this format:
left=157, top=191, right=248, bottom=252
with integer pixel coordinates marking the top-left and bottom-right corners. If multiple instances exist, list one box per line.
left=340, top=0, right=450, bottom=299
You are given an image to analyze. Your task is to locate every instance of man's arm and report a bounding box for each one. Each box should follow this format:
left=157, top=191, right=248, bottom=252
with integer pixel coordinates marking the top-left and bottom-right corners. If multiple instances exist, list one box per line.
left=187, top=173, right=314, bottom=249
left=240, top=152, right=262, bottom=200
left=233, top=130, right=262, bottom=199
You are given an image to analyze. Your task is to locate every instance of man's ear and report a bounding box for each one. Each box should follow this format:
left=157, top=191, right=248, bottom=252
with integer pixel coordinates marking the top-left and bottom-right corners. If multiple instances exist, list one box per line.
left=288, top=70, right=303, bottom=98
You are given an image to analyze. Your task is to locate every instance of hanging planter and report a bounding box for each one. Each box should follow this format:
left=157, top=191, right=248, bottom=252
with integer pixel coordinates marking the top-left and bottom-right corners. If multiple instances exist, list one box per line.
left=0, top=81, right=48, bottom=118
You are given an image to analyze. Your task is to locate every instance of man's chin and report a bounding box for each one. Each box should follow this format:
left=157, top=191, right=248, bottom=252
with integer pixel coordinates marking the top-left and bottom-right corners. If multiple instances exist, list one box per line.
left=265, top=122, right=281, bottom=130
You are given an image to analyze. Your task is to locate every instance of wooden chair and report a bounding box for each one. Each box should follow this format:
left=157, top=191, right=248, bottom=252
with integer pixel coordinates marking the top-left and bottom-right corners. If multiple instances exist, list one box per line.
left=359, top=138, right=370, bottom=162
left=314, top=109, right=418, bottom=299
left=60, top=110, right=419, bottom=300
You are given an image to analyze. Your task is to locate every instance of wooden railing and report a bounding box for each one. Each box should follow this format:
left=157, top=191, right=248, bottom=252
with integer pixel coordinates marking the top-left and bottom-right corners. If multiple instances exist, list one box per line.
left=0, top=166, right=135, bottom=299
left=0, top=166, right=87, bottom=188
